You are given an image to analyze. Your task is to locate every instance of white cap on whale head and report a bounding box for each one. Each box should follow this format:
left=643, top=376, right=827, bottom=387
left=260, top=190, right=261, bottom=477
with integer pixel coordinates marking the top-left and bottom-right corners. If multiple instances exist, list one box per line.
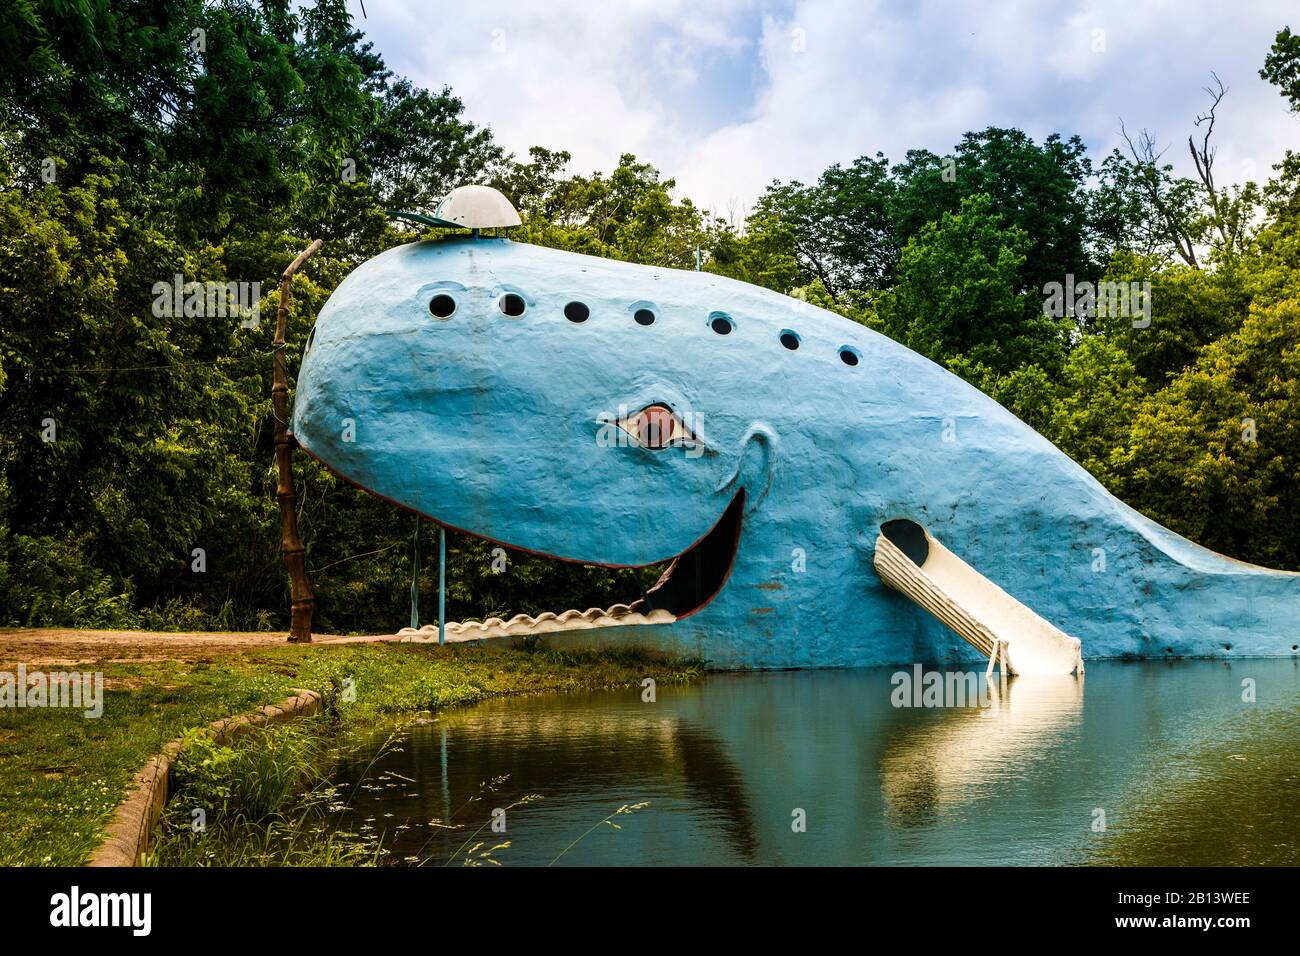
left=433, top=184, right=522, bottom=228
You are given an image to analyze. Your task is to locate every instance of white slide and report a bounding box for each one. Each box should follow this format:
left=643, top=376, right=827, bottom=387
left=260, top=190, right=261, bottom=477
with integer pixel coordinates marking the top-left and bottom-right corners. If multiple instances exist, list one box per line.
left=873, top=520, right=1084, bottom=676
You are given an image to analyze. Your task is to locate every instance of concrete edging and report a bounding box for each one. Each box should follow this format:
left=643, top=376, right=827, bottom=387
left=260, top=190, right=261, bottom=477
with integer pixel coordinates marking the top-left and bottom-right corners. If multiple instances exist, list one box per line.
left=86, top=688, right=323, bottom=867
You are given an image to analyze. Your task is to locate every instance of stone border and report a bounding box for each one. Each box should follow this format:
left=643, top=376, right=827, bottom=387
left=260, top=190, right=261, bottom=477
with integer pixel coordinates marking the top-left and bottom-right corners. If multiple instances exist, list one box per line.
left=87, top=688, right=323, bottom=867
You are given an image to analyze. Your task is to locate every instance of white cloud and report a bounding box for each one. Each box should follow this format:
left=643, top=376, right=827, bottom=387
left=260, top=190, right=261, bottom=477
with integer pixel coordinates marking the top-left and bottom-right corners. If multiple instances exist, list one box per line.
left=360, top=0, right=1300, bottom=215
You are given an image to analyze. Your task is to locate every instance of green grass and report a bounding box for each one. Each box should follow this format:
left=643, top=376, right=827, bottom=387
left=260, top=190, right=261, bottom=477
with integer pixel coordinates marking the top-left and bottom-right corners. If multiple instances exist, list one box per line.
left=142, top=717, right=385, bottom=867
left=0, top=659, right=298, bottom=866
left=0, top=642, right=702, bottom=866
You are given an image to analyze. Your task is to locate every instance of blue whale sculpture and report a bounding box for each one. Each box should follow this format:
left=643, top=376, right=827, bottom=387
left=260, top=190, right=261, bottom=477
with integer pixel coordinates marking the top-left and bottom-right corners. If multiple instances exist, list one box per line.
left=291, top=235, right=1300, bottom=669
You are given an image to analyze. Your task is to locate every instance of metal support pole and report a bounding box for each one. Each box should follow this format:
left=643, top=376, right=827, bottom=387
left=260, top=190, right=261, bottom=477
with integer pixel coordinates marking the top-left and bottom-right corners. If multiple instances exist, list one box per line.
left=438, top=527, right=446, bottom=646
left=409, top=518, right=421, bottom=630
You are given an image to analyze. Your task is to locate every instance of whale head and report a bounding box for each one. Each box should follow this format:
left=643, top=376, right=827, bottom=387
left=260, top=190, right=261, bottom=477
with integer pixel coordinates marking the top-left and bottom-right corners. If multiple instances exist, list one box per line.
left=292, top=236, right=874, bottom=623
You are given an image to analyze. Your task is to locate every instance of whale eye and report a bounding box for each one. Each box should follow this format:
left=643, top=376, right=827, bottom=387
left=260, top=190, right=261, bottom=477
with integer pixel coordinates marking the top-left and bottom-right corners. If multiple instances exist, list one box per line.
left=780, top=330, right=800, bottom=350
left=618, top=404, right=695, bottom=450
left=429, top=294, right=456, bottom=318
left=838, top=345, right=861, bottom=366
left=564, top=301, right=589, bottom=322
left=498, top=293, right=526, bottom=317
left=634, top=308, right=655, bottom=326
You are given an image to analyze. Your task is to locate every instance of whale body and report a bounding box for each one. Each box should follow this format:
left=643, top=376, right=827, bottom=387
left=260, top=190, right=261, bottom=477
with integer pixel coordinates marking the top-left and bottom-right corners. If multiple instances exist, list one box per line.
left=291, top=236, right=1300, bottom=668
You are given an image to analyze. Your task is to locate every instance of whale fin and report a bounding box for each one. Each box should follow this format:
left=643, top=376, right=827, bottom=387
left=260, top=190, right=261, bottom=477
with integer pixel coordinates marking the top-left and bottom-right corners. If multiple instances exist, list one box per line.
left=874, top=519, right=1084, bottom=676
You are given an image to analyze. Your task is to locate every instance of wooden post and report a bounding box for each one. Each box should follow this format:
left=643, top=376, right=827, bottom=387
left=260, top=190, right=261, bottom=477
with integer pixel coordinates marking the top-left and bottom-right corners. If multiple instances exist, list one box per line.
left=274, top=239, right=323, bottom=643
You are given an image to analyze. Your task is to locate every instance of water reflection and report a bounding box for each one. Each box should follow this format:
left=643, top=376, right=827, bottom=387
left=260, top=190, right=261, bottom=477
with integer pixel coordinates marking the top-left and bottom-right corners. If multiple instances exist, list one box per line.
left=880, top=674, right=1084, bottom=825
left=330, top=660, right=1300, bottom=866
left=432, top=701, right=763, bottom=861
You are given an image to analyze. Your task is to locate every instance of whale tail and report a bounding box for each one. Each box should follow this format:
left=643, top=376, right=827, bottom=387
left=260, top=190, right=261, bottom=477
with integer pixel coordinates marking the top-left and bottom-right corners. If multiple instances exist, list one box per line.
left=873, top=519, right=1085, bottom=676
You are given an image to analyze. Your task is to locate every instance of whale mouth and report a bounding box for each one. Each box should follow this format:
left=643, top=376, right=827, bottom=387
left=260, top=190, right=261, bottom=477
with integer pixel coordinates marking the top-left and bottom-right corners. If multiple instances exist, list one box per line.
left=400, top=490, right=745, bottom=643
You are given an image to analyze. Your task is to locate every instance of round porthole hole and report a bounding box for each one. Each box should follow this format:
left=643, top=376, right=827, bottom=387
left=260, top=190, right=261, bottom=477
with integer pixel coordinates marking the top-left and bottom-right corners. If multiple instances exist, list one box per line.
left=429, top=294, right=456, bottom=318
left=709, top=313, right=734, bottom=335
left=498, top=293, right=526, bottom=317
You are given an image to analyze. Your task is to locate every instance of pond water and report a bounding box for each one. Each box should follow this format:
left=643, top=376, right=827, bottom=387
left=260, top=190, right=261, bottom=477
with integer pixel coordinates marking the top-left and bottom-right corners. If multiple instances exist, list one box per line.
left=330, top=661, right=1300, bottom=866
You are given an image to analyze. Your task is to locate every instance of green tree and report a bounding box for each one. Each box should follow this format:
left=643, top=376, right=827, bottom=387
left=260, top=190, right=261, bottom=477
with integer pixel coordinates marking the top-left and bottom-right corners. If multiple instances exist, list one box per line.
left=891, top=129, right=1095, bottom=293
left=1114, top=296, right=1300, bottom=568
left=0, top=0, right=504, bottom=630
left=1261, top=26, right=1300, bottom=112
left=1096, top=251, right=1249, bottom=387
left=1047, top=338, right=1148, bottom=481
left=875, top=194, right=1064, bottom=374
left=730, top=154, right=897, bottom=299
left=497, top=151, right=724, bottom=270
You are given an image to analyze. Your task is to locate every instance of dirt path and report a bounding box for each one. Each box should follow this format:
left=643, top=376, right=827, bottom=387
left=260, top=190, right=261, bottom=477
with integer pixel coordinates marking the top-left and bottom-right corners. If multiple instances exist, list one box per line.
left=0, top=628, right=396, bottom=667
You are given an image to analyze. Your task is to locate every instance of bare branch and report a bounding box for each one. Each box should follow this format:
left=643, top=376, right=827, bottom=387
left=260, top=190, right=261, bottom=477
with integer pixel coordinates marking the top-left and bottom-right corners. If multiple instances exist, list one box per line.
left=1117, top=118, right=1199, bottom=268
left=1189, top=72, right=1226, bottom=195
left=1119, top=119, right=1171, bottom=167
left=1188, top=72, right=1233, bottom=250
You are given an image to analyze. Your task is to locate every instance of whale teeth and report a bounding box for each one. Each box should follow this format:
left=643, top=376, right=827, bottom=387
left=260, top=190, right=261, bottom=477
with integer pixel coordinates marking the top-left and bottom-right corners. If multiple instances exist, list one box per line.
left=399, top=601, right=677, bottom=644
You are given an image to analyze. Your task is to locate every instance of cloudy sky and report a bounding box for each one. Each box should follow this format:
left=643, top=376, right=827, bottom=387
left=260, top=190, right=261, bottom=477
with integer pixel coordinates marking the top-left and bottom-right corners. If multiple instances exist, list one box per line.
left=355, top=0, right=1298, bottom=218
